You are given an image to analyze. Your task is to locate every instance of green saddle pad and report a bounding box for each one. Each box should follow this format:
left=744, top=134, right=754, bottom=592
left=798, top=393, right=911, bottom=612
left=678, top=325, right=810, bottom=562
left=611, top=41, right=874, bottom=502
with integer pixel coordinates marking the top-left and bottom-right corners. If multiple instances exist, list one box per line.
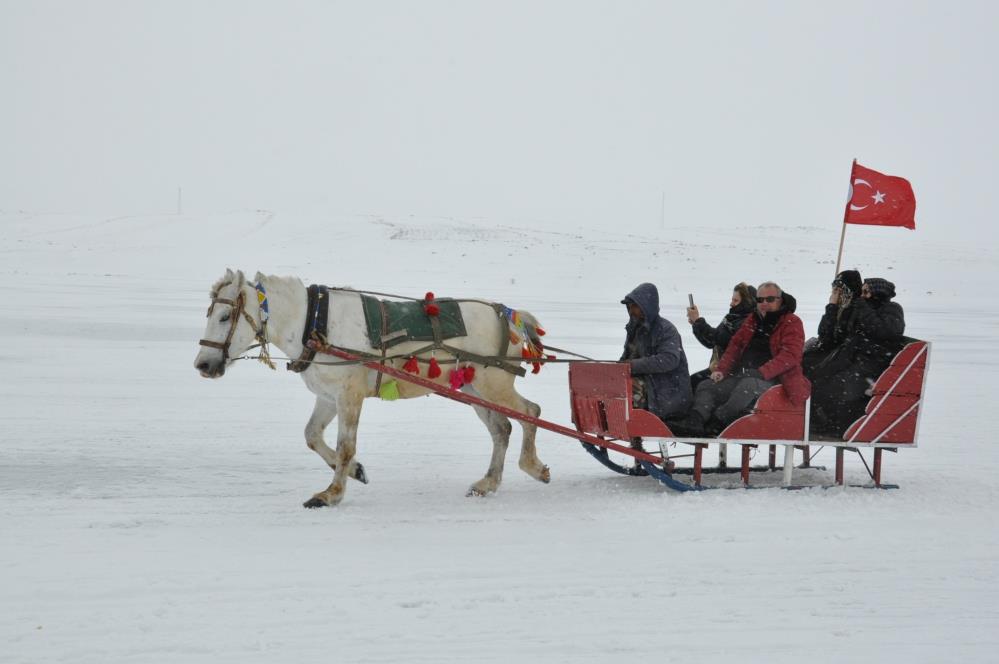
left=361, top=295, right=467, bottom=349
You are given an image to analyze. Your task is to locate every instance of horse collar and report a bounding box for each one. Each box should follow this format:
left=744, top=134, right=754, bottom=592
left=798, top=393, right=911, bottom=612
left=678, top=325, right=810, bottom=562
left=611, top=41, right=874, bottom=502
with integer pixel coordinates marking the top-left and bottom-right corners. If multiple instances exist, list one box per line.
left=288, top=284, right=330, bottom=373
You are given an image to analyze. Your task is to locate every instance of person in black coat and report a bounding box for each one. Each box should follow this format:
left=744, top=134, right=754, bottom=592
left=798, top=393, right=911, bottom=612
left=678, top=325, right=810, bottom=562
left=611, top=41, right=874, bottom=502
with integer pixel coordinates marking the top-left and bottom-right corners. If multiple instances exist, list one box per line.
left=621, top=283, right=693, bottom=421
left=803, top=269, right=864, bottom=375
left=808, top=277, right=907, bottom=436
left=686, top=282, right=757, bottom=389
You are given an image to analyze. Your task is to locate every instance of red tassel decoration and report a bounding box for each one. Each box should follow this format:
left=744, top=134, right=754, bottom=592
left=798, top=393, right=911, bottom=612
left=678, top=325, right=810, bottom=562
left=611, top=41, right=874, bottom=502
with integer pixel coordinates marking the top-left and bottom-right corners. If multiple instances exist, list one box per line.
left=535, top=326, right=546, bottom=336
left=428, top=357, right=442, bottom=379
left=423, top=292, right=440, bottom=316
left=402, top=356, right=419, bottom=374
left=448, top=369, right=464, bottom=390
left=462, top=366, right=476, bottom=383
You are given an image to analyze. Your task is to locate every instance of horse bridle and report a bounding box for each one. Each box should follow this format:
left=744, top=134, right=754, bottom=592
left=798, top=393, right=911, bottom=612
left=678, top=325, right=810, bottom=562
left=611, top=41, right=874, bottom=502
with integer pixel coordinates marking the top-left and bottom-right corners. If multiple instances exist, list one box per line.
left=199, top=287, right=269, bottom=365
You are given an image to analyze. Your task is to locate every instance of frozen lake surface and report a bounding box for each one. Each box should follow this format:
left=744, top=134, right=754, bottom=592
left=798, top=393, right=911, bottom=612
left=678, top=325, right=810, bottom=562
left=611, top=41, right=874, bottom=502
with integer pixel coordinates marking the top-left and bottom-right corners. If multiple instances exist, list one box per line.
left=1, top=211, right=996, bottom=662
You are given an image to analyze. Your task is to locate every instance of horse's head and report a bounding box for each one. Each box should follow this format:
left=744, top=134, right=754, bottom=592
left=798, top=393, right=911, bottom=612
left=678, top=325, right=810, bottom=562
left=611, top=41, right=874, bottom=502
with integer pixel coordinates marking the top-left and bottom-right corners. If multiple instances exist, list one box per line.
left=194, top=268, right=261, bottom=378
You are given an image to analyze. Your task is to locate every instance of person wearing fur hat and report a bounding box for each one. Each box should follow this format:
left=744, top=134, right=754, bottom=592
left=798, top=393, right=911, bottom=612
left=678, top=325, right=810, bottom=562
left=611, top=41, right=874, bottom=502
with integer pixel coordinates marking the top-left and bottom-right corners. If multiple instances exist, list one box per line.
left=803, top=269, right=863, bottom=376
left=686, top=282, right=757, bottom=389
left=822, top=269, right=864, bottom=346
left=669, top=281, right=810, bottom=436
left=808, top=277, right=907, bottom=436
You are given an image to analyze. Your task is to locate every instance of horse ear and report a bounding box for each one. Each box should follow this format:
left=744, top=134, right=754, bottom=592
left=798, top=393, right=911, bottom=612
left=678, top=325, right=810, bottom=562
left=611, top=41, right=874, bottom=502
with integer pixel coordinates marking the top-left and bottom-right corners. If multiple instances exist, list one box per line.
left=235, top=270, right=246, bottom=288
left=225, top=267, right=235, bottom=282
left=254, top=271, right=266, bottom=285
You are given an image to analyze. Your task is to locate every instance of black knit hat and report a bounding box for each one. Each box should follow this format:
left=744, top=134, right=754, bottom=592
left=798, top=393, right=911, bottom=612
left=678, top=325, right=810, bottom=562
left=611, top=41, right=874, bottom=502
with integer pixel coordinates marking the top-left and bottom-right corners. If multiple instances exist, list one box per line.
left=864, top=278, right=896, bottom=300
left=834, top=270, right=863, bottom=298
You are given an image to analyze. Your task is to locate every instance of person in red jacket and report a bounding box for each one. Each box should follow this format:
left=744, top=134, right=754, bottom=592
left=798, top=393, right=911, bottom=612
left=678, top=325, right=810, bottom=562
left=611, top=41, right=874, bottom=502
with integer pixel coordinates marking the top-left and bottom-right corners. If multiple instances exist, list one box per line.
left=668, top=281, right=811, bottom=436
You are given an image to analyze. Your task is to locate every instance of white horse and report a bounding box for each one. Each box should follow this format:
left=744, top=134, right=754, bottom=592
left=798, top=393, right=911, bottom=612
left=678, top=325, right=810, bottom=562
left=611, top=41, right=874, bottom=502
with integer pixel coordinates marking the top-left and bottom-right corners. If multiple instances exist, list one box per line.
left=193, top=269, right=550, bottom=507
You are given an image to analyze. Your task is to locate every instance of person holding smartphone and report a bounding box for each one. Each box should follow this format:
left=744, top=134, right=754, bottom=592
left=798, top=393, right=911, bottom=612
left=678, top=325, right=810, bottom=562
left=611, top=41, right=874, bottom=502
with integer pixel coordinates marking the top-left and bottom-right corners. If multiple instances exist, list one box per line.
left=686, top=282, right=757, bottom=389
left=668, top=281, right=809, bottom=436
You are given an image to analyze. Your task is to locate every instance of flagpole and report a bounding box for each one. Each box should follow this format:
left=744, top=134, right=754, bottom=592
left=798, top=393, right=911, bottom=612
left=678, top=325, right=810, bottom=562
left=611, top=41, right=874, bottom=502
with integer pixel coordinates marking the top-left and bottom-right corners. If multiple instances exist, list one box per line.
left=834, top=158, right=857, bottom=275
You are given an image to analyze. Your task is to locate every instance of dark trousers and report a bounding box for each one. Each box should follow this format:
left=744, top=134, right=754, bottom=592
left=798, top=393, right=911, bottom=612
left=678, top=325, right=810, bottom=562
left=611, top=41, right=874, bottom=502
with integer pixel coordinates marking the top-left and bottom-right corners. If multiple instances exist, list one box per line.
left=692, top=376, right=775, bottom=426
left=690, top=368, right=712, bottom=391
left=810, top=367, right=872, bottom=436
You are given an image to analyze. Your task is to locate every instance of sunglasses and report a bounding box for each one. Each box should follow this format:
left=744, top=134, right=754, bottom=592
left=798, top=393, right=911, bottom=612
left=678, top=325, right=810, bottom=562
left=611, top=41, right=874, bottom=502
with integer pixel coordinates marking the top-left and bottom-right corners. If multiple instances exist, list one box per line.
left=758, top=296, right=780, bottom=303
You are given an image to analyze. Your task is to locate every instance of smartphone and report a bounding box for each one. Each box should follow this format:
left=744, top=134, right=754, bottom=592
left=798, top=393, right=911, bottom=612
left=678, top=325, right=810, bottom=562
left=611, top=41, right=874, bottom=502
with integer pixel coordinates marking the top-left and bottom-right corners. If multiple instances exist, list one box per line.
left=687, top=294, right=695, bottom=308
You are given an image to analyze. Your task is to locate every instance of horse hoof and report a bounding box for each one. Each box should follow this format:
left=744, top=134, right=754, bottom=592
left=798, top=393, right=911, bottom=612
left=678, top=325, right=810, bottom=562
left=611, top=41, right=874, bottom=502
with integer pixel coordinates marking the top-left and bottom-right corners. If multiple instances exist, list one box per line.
left=353, top=463, right=369, bottom=484
left=540, top=466, right=551, bottom=483
left=303, top=496, right=327, bottom=509
left=466, top=487, right=486, bottom=498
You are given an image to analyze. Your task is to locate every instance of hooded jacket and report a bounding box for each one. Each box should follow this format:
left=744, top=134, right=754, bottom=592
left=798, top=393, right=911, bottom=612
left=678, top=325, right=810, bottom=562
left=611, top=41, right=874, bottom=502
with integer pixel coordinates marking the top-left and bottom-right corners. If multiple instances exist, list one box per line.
left=716, top=291, right=811, bottom=406
left=620, top=283, right=693, bottom=419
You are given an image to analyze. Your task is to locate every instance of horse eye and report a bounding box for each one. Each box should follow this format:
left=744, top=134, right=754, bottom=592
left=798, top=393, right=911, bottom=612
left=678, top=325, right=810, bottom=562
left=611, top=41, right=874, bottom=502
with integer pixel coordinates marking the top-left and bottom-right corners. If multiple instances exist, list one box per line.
left=220, top=312, right=231, bottom=322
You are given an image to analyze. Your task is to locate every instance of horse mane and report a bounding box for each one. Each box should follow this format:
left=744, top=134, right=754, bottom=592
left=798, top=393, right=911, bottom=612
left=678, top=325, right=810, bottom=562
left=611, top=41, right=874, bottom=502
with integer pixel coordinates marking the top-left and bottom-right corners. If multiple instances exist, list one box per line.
left=210, top=269, right=247, bottom=299
left=209, top=275, right=232, bottom=299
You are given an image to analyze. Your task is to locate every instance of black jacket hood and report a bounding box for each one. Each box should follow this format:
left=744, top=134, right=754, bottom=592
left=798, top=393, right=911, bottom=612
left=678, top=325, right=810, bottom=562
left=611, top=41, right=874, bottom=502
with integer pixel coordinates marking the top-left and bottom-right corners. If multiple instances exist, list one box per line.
left=780, top=291, right=798, bottom=314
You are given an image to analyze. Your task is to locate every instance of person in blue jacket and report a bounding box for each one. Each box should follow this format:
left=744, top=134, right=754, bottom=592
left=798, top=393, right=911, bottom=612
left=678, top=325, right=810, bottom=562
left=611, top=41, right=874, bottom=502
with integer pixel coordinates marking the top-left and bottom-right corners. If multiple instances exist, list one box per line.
left=620, top=283, right=693, bottom=421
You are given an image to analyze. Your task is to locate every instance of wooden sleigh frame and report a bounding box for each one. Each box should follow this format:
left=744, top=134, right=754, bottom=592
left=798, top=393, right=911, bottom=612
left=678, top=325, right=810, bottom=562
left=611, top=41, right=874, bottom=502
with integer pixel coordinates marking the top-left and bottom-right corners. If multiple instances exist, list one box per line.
left=569, top=340, right=931, bottom=491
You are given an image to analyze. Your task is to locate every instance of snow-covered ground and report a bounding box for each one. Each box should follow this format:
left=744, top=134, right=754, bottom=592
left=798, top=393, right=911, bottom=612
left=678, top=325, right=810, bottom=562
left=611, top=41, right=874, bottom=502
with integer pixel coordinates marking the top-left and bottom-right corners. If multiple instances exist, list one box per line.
left=2, top=211, right=996, bottom=662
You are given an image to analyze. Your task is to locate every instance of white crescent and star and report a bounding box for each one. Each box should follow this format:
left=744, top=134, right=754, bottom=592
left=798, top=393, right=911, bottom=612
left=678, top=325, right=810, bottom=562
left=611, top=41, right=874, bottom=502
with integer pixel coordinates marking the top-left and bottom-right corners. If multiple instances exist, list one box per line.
left=849, top=178, right=886, bottom=210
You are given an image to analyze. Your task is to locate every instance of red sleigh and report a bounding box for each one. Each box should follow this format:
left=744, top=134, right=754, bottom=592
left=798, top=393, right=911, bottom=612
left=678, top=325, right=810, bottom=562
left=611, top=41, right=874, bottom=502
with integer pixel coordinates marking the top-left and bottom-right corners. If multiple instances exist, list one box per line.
left=569, top=340, right=930, bottom=490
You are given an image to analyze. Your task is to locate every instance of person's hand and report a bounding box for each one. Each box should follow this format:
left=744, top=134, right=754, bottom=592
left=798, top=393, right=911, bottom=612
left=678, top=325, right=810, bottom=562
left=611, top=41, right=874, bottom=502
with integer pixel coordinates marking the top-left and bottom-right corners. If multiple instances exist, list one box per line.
left=710, top=371, right=724, bottom=383
left=686, top=305, right=700, bottom=324
left=829, top=287, right=841, bottom=305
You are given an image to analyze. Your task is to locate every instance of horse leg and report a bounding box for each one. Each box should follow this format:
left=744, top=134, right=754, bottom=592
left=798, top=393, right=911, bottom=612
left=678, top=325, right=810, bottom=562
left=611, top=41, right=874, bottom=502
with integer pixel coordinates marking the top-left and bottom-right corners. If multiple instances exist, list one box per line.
left=304, top=397, right=368, bottom=484
left=303, top=394, right=363, bottom=508
left=509, top=391, right=550, bottom=484
left=476, top=382, right=550, bottom=485
left=465, top=403, right=512, bottom=497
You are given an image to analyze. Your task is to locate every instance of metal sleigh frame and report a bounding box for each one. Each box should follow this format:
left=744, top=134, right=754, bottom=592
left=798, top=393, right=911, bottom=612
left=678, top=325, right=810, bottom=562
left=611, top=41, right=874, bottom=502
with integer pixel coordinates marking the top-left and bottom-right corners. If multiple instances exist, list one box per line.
left=310, top=340, right=930, bottom=493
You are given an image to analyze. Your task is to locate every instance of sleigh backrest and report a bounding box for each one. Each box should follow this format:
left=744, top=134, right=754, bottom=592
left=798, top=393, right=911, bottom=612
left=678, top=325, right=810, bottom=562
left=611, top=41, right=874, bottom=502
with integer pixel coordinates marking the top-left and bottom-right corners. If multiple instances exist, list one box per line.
left=569, top=363, right=674, bottom=439
left=569, top=363, right=633, bottom=439
left=842, top=339, right=929, bottom=445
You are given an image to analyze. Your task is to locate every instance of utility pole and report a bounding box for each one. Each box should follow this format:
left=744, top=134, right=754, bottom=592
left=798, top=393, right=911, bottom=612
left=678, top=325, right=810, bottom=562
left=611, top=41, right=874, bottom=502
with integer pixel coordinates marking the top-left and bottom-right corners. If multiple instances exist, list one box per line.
left=661, top=190, right=666, bottom=230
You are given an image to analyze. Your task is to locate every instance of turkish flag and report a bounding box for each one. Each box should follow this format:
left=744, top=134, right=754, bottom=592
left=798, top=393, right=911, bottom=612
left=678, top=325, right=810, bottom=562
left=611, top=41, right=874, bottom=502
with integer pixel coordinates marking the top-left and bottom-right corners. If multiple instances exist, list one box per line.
left=844, top=162, right=916, bottom=229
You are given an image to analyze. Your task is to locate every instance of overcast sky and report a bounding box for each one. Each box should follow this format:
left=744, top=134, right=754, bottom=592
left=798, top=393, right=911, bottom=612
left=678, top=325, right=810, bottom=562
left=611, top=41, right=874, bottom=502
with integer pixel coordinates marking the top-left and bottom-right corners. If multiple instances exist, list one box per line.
left=2, top=1, right=996, bottom=241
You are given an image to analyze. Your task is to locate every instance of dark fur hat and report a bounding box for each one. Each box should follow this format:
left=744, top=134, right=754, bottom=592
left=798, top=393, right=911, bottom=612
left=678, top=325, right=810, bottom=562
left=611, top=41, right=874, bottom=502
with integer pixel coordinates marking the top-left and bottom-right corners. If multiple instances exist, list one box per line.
left=864, top=278, right=896, bottom=300
left=834, top=270, right=863, bottom=299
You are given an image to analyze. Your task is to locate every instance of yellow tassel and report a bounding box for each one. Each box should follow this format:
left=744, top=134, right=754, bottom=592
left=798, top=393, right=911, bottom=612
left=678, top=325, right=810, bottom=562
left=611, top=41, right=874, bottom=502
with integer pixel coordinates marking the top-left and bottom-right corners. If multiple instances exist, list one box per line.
left=379, top=379, right=400, bottom=401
